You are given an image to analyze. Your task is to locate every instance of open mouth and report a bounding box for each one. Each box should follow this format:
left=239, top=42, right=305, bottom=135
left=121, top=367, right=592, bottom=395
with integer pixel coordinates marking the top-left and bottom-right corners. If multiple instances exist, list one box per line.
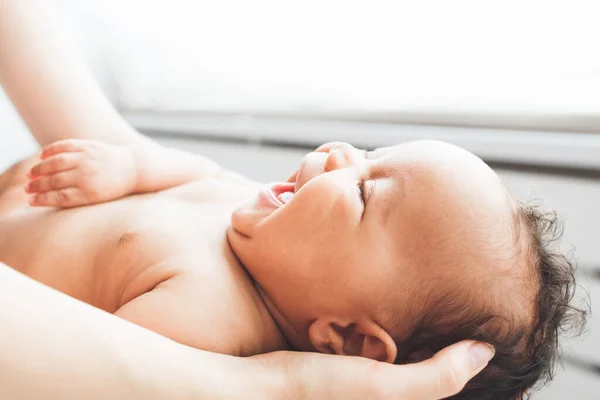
left=269, top=182, right=296, bottom=206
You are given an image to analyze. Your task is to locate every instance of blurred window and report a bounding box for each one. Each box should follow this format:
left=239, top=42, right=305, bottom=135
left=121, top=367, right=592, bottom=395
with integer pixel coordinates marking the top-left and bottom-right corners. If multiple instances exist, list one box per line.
left=57, top=0, right=600, bottom=132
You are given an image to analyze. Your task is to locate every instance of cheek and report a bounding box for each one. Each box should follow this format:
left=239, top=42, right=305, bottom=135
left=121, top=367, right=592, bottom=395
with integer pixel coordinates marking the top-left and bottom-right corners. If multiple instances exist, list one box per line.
left=254, top=179, right=359, bottom=273
left=293, top=180, right=357, bottom=239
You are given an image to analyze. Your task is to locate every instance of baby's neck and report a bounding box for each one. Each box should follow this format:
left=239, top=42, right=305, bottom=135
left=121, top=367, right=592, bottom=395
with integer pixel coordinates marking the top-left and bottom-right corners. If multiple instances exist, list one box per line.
left=250, top=279, right=300, bottom=351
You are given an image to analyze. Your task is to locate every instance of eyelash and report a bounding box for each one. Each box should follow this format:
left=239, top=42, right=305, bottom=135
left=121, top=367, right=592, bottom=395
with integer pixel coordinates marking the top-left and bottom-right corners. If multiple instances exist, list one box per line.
left=357, top=181, right=366, bottom=205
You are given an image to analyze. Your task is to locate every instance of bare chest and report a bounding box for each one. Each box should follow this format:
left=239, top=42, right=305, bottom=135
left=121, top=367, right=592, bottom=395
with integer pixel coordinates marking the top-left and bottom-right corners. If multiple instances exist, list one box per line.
left=0, top=179, right=258, bottom=310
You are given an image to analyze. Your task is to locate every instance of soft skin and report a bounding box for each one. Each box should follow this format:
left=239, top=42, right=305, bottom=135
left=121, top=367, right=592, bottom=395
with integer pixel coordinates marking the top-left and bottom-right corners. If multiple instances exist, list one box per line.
left=0, top=0, right=495, bottom=398
left=229, top=141, right=520, bottom=363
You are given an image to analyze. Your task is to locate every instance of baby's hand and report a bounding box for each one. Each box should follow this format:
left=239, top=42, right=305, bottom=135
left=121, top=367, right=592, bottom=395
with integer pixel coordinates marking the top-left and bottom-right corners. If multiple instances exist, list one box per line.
left=25, top=139, right=137, bottom=208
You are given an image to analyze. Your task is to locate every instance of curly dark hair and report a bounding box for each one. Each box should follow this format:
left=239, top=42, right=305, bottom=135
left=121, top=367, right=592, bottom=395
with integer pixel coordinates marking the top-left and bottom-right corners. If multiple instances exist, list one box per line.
left=395, top=202, right=588, bottom=400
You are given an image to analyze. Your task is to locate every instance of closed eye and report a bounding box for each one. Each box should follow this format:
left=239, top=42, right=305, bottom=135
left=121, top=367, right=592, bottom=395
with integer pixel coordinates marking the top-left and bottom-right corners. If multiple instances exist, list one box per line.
left=357, top=179, right=375, bottom=215
left=357, top=181, right=366, bottom=206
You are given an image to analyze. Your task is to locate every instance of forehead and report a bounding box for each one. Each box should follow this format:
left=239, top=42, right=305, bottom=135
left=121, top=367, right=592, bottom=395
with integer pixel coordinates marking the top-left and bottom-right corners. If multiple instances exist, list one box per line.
left=371, top=141, right=502, bottom=197
left=369, top=140, right=515, bottom=266
left=373, top=140, right=489, bottom=171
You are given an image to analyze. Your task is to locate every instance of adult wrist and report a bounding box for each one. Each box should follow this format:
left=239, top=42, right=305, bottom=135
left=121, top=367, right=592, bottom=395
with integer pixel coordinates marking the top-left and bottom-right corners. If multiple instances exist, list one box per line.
left=246, top=352, right=297, bottom=400
left=150, top=349, right=292, bottom=400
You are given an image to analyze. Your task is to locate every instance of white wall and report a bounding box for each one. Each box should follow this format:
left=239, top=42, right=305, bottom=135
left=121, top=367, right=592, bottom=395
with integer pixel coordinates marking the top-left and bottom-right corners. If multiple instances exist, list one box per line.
left=52, top=0, right=600, bottom=132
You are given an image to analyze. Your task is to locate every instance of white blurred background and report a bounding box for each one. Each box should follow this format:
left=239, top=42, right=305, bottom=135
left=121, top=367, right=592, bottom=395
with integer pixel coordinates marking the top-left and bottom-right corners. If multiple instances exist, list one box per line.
left=1, top=1, right=599, bottom=398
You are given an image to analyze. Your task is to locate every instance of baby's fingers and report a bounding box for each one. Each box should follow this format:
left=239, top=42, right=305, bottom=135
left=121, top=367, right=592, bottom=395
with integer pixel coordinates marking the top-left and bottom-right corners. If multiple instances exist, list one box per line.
left=41, top=140, right=85, bottom=159
left=29, top=153, right=81, bottom=178
left=25, top=170, right=79, bottom=194
left=28, top=188, right=87, bottom=208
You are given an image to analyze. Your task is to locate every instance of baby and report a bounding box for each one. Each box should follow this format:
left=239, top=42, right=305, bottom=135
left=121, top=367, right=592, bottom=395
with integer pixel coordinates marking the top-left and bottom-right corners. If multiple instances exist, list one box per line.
left=4, top=138, right=585, bottom=399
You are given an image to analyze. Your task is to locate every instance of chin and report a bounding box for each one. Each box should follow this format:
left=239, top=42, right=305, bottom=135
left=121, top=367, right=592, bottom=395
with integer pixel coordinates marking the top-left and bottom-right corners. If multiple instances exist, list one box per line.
left=226, top=226, right=254, bottom=275
left=230, top=207, right=269, bottom=240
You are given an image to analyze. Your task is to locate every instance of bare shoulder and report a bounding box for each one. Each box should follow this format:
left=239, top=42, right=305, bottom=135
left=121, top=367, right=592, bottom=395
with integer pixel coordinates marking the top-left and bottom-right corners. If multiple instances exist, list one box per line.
left=115, top=267, right=264, bottom=356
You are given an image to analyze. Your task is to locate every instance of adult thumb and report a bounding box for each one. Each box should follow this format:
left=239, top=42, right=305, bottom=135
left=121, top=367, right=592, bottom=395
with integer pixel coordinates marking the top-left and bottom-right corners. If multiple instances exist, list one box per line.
left=407, top=340, right=495, bottom=399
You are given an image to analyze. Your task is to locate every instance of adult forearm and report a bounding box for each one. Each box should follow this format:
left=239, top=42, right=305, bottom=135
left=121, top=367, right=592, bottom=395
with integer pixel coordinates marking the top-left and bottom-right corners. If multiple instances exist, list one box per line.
left=0, top=0, right=146, bottom=147
left=0, top=263, right=284, bottom=400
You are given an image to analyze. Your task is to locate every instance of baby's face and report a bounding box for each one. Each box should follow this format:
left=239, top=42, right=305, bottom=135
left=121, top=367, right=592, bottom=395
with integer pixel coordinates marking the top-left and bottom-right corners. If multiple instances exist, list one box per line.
left=228, top=140, right=514, bottom=351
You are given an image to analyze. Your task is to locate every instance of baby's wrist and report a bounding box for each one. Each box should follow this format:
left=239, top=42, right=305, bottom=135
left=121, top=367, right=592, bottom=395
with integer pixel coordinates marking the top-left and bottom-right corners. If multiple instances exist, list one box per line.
left=129, top=145, right=153, bottom=194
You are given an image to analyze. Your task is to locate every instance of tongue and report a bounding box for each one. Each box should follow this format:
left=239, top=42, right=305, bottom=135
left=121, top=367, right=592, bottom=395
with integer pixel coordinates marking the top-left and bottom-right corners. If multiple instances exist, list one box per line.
left=277, top=191, right=294, bottom=204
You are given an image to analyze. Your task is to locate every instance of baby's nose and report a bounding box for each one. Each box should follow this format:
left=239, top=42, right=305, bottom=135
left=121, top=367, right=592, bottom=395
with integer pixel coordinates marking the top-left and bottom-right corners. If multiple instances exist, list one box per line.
left=324, top=143, right=358, bottom=172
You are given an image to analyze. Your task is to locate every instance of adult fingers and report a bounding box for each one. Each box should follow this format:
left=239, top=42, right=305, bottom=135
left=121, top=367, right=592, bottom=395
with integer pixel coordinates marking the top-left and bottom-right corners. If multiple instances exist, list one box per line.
left=391, top=340, right=495, bottom=400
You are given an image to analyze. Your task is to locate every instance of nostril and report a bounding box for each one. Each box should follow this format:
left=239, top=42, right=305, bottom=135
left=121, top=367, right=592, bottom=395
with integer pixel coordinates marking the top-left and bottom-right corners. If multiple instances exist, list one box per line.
left=325, top=149, right=351, bottom=172
left=324, top=151, right=339, bottom=172
left=295, top=151, right=328, bottom=191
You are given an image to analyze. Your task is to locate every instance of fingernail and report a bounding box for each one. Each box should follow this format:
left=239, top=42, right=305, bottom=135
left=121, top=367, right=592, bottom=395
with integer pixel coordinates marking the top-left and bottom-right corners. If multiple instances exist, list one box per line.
left=468, top=342, right=495, bottom=373
left=24, top=183, right=31, bottom=193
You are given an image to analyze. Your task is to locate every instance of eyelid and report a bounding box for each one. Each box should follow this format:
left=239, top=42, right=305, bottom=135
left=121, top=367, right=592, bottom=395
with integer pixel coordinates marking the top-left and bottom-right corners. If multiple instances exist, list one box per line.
left=358, top=179, right=376, bottom=208
left=358, top=181, right=365, bottom=203
left=363, top=180, right=376, bottom=203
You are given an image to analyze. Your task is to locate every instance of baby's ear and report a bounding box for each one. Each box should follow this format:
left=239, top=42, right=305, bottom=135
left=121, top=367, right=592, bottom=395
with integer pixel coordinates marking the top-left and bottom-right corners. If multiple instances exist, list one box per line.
left=308, top=318, right=397, bottom=363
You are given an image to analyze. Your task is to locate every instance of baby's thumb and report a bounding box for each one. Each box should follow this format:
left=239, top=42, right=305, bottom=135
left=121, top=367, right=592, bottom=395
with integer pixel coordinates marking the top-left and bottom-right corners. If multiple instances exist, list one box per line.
left=416, top=340, right=495, bottom=399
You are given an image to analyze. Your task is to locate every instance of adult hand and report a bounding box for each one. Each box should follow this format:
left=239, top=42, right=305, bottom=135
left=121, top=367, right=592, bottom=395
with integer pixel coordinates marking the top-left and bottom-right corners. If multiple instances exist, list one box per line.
left=253, top=340, right=494, bottom=400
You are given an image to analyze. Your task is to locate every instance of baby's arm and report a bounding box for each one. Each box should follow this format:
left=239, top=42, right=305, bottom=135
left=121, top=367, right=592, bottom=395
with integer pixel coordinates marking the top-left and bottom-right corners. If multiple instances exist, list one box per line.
left=25, top=138, right=242, bottom=208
